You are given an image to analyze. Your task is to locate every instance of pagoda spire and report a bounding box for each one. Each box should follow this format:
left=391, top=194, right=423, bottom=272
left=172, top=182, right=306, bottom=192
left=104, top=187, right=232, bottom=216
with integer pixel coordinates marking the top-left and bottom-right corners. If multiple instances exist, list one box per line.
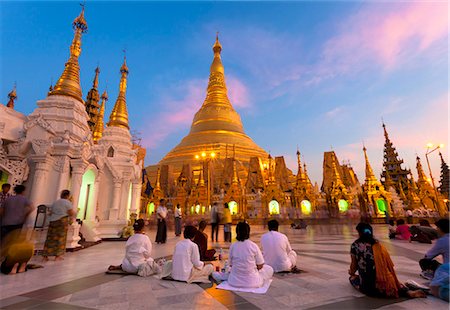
left=438, top=152, right=449, bottom=198
left=92, top=90, right=108, bottom=143
left=49, top=6, right=88, bottom=103
left=6, top=84, right=17, bottom=109
left=232, top=160, right=239, bottom=184
left=85, top=66, right=101, bottom=131
left=296, top=150, right=304, bottom=181
left=331, top=153, right=343, bottom=185
left=198, top=166, right=205, bottom=187
left=363, top=146, right=377, bottom=183
left=155, top=168, right=161, bottom=190
left=416, top=156, right=428, bottom=183
left=107, top=56, right=130, bottom=129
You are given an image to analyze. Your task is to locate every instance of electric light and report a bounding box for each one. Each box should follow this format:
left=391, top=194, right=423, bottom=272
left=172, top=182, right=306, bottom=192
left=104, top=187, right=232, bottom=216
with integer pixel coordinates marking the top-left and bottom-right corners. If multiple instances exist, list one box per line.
left=211, top=152, right=216, bottom=158
left=439, top=144, right=445, bottom=148
left=201, top=152, right=206, bottom=158
left=195, top=154, right=199, bottom=160
left=426, top=143, right=434, bottom=148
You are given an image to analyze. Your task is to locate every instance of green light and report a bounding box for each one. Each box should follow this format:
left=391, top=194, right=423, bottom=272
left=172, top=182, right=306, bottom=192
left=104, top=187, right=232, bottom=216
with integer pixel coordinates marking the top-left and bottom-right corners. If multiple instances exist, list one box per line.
left=338, top=199, right=348, bottom=213
left=147, top=202, right=155, bottom=214
left=229, top=201, right=238, bottom=215
left=269, top=200, right=280, bottom=215
left=376, top=199, right=387, bottom=213
left=301, top=200, right=312, bottom=215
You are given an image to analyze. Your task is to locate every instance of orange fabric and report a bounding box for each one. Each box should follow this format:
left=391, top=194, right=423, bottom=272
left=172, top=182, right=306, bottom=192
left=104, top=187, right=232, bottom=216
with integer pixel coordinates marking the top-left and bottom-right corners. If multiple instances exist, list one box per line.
left=372, top=242, right=401, bottom=298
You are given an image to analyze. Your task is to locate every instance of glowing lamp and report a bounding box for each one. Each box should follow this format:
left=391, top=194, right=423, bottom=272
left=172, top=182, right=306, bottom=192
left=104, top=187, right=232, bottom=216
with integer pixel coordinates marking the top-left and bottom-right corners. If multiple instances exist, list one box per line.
left=427, top=143, right=434, bottom=148
left=195, top=155, right=199, bottom=160
left=211, top=152, right=216, bottom=158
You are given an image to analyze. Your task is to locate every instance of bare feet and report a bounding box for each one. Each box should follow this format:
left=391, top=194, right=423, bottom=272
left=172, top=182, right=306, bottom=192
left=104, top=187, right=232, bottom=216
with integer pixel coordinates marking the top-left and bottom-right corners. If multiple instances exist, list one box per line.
left=42, top=256, right=49, bottom=262
left=18, top=263, right=26, bottom=273
left=108, top=265, right=122, bottom=271
left=407, top=290, right=427, bottom=298
left=55, top=256, right=64, bottom=261
left=9, top=263, right=19, bottom=274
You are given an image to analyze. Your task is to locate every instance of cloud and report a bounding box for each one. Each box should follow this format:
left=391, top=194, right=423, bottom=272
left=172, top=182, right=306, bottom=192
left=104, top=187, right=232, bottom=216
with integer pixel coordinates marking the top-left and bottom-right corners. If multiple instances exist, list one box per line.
left=227, top=75, right=252, bottom=109
left=319, top=2, right=448, bottom=76
left=324, top=106, right=345, bottom=120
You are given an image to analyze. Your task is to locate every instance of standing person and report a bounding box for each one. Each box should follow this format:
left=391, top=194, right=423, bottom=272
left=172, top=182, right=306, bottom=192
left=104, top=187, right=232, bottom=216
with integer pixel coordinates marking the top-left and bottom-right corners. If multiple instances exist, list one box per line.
left=395, top=219, right=411, bottom=240
left=348, top=222, right=425, bottom=298
left=174, top=204, right=182, bottom=237
left=406, top=209, right=413, bottom=224
left=226, top=222, right=273, bottom=288
left=0, top=185, right=34, bottom=239
left=223, top=203, right=232, bottom=242
left=0, top=183, right=11, bottom=207
left=108, top=219, right=160, bottom=277
left=171, top=225, right=214, bottom=283
left=261, top=219, right=300, bottom=273
left=155, top=199, right=167, bottom=244
left=210, top=202, right=220, bottom=242
left=42, top=190, right=75, bottom=261
left=419, top=218, right=449, bottom=280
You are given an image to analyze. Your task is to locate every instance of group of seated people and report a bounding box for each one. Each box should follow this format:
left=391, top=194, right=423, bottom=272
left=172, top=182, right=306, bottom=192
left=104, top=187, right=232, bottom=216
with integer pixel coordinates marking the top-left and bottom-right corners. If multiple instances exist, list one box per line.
left=389, top=219, right=439, bottom=243
left=109, top=217, right=448, bottom=302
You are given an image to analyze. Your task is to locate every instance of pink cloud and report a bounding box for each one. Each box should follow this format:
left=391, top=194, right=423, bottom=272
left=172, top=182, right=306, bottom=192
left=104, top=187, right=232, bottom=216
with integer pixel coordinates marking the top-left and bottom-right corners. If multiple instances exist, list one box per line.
left=227, top=75, right=251, bottom=109
left=321, top=2, right=448, bottom=74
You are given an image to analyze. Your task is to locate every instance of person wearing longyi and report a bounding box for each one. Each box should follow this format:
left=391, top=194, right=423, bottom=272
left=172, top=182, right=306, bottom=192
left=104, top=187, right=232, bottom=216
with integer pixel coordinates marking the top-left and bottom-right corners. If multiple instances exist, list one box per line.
left=261, top=219, right=300, bottom=273
left=227, top=222, right=273, bottom=288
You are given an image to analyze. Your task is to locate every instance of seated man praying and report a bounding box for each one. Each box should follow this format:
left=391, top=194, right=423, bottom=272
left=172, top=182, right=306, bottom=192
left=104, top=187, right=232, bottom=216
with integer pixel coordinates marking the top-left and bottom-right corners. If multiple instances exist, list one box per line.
left=227, top=221, right=273, bottom=288
left=193, top=220, right=216, bottom=261
left=171, top=225, right=214, bottom=283
left=261, top=219, right=300, bottom=273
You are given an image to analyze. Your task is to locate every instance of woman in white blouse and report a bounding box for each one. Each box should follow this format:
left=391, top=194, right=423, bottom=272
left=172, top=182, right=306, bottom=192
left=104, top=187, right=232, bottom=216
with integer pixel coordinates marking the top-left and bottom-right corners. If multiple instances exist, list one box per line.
left=108, top=219, right=160, bottom=276
left=227, top=222, right=273, bottom=288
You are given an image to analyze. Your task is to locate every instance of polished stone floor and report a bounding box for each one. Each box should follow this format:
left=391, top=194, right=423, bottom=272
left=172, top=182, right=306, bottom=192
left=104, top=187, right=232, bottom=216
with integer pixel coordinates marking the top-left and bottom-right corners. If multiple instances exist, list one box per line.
left=0, top=224, right=448, bottom=309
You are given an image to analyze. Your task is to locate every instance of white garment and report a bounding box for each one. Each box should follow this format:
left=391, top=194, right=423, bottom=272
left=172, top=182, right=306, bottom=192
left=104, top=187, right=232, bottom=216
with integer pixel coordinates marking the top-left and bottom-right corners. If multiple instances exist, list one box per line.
left=121, top=233, right=154, bottom=274
left=174, top=208, right=182, bottom=218
left=261, top=231, right=297, bottom=272
left=171, top=239, right=204, bottom=282
left=228, top=240, right=273, bottom=288
left=157, top=205, right=167, bottom=219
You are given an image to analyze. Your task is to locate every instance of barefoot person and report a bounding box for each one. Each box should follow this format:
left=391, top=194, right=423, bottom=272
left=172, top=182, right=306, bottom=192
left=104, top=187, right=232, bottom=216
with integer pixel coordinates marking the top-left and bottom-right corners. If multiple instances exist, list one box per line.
left=349, top=222, right=425, bottom=298
left=193, top=220, right=216, bottom=261
left=42, top=190, right=75, bottom=261
left=171, top=225, right=214, bottom=283
left=155, top=199, right=167, bottom=244
left=261, top=219, right=300, bottom=273
left=419, top=218, right=449, bottom=280
left=1, top=229, right=34, bottom=275
left=227, top=222, right=273, bottom=288
left=109, top=219, right=160, bottom=277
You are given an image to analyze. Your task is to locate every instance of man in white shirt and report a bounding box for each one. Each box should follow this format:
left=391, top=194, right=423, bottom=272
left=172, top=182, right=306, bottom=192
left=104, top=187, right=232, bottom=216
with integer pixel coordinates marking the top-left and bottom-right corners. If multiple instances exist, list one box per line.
left=155, top=199, right=167, bottom=244
left=171, top=225, right=213, bottom=283
left=261, top=219, right=300, bottom=273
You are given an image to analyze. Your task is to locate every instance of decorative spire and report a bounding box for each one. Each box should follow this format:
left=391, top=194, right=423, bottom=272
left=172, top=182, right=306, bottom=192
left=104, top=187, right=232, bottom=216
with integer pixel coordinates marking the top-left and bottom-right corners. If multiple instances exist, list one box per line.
left=438, top=152, right=449, bottom=198
left=198, top=167, right=205, bottom=187
left=85, top=66, right=101, bottom=131
left=155, top=168, right=161, bottom=190
left=48, top=6, right=88, bottom=103
left=232, top=160, right=239, bottom=184
left=92, top=90, right=108, bottom=143
left=416, top=156, right=428, bottom=183
left=296, top=150, right=304, bottom=178
left=331, top=153, right=343, bottom=184
left=6, top=84, right=17, bottom=109
left=107, top=56, right=130, bottom=129
left=363, top=146, right=377, bottom=182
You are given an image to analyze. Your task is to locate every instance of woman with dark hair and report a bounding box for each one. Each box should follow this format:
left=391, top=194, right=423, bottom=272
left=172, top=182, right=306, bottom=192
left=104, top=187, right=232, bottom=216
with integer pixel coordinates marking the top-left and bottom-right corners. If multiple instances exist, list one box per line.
left=108, top=219, right=160, bottom=276
left=42, top=189, right=75, bottom=262
left=227, top=222, right=273, bottom=288
left=349, top=222, right=425, bottom=298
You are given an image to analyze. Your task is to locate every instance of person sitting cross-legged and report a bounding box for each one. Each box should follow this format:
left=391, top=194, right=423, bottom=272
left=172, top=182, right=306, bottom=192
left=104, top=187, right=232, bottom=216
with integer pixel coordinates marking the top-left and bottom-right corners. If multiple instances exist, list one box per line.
left=225, top=221, right=273, bottom=288
left=419, top=218, right=449, bottom=280
left=171, top=225, right=214, bottom=283
left=193, top=220, right=216, bottom=261
left=108, top=219, right=160, bottom=277
left=261, top=219, right=300, bottom=273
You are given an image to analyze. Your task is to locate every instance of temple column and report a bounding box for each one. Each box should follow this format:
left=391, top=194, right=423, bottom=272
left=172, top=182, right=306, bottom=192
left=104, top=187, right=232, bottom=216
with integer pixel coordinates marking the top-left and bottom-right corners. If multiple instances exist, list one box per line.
left=109, top=178, right=122, bottom=220
left=70, top=160, right=87, bottom=215
left=26, top=155, right=52, bottom=227
left=130, top=180, right=142, bottom=215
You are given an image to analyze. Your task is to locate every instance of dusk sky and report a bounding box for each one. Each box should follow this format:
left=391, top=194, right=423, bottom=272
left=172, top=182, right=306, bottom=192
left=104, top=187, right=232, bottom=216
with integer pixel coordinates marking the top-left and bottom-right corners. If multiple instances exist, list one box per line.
left=1, top=1, right=448, bottom=185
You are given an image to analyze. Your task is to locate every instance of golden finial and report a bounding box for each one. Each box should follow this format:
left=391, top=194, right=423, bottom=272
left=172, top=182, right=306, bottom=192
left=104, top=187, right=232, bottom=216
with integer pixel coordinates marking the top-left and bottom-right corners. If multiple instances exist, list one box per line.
left=363, top=146, right=376, bottom=182
left=210, top=33, right=224, bottom=75
left=49, top=5, right=88, bottom=103
left=213, top=32, right=222, bottom=54
left=416, top=156, right=428, bottom=182
left=92, top=89, right=107, bottom=142
left=107, top=55, right=130, bottom=129
left=93, top=66, right=100, bottom=88
left=6, top=84, right=17, bottom=109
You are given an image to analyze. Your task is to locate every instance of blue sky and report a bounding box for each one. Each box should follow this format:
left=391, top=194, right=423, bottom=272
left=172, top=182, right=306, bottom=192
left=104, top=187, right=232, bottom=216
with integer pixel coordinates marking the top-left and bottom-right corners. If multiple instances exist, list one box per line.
left=1, top=1, right=448, bottom=185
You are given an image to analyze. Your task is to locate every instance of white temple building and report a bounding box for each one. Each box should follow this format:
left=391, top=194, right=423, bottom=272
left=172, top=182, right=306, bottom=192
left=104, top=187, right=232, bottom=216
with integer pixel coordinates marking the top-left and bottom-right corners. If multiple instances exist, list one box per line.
left=0, top=8, right=143, bottom=247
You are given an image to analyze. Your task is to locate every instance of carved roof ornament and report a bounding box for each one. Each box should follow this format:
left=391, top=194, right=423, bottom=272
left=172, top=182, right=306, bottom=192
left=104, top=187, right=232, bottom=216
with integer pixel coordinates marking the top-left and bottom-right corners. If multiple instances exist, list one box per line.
left=107, top=55, right=130, bottom=129
left=6, top=84, right=17, bottom=109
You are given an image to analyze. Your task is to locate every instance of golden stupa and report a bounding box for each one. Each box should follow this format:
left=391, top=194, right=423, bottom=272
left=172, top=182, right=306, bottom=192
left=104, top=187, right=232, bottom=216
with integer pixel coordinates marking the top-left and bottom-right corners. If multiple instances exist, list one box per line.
left=158, top=35, right=268, bottom=168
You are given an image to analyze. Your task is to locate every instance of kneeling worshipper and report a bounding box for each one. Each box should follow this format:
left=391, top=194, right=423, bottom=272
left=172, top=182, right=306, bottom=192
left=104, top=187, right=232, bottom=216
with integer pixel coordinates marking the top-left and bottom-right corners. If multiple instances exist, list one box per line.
left=1, top=229, right=34, bottom=275
left=108, top=219, right=160, bottom=277
left=349, top=222, right=426, bottom=299
left=193, top=220, right=216, bottom=261
left=171, top=225, right=214, bottom=283
left=261, top=219, right=300, bottom=273
left=222, top=222, right=273, bottom=288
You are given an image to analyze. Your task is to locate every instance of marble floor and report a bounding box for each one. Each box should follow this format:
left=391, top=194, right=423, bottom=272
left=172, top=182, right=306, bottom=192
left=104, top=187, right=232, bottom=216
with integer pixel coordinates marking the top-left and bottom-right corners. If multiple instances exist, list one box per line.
left=0, top=223, right=448, bottom=309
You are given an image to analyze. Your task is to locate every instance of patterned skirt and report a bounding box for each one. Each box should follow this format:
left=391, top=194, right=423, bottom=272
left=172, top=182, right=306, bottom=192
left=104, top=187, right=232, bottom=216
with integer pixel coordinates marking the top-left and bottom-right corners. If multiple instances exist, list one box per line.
left=43, top=216, right=69, bottom=257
